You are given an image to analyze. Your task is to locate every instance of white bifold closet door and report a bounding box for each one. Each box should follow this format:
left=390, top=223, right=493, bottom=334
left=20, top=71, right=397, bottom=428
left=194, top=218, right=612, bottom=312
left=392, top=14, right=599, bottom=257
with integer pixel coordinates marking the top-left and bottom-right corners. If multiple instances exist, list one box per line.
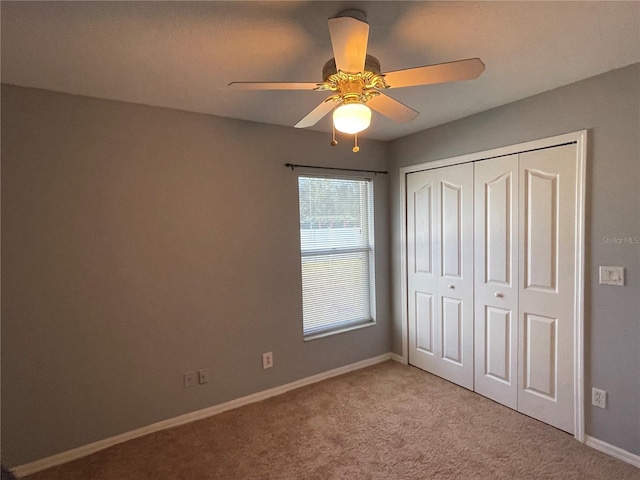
left=407, top=163, right=474, bottom=390
left=473, top=145, right=577, bottom=433
left=409, top=142, right=578, bottom=434
left=473, top=154, right=520, bottom=410
left=516, top=145, right=577, bottom=433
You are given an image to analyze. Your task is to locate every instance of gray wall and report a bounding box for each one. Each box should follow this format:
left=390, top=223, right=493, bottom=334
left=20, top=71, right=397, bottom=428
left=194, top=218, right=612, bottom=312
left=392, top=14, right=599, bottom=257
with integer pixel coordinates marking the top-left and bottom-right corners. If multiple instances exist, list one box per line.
left=389, top=63, right=640, bottom=455
left=1, top=85, right=392, bottom=466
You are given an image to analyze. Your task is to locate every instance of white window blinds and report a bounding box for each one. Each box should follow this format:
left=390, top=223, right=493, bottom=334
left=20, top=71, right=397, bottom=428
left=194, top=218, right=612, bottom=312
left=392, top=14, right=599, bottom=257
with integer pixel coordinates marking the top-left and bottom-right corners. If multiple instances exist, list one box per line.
left=298, top=175, right=375, bottom=337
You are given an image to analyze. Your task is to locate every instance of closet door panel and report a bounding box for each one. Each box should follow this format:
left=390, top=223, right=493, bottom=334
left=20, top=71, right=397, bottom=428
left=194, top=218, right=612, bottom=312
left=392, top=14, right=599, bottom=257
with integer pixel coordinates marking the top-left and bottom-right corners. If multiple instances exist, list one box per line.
left=518, top=144, right=577, bottom=434
left=441, top=181, right=463, bottom=278
left=407, top=172, right=439, bottom=371
left=523, top=170, right=558, bottom=291
left=435, top=163, right=474, bottom=389
left=408, top=163, right=474, bottom=390
left=441, top=296, right=463, bottom=365
left=523, top=313, right=557, bottom=398
left=484, top=307, right=512, bottom=382
left=415, top=292, right=435, bottom=354
left=474, top=155, right=519, bottom=409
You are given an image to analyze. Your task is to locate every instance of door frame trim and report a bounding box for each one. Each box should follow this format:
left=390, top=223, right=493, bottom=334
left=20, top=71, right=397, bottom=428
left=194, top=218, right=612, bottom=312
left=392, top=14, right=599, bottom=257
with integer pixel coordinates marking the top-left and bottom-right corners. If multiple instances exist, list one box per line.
left=399, top=130, right=587, bottom=442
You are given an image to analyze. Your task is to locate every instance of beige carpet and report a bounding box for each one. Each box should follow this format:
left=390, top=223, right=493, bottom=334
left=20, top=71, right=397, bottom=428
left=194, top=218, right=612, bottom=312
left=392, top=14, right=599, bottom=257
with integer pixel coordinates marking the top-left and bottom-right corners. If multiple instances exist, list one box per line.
left=25, top=361, right=639, bottom=480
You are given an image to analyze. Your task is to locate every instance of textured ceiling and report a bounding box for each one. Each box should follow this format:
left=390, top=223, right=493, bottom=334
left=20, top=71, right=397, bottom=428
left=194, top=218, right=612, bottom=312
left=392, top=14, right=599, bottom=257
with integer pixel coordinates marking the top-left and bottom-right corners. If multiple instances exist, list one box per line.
left=2, top=1, right=639, bottom=141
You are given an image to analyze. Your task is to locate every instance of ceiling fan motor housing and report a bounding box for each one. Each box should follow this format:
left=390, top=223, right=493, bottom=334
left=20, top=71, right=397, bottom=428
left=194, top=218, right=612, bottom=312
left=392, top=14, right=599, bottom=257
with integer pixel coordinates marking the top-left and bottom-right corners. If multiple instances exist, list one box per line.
left=319, top=55, right=387, bottom=106
left=322, top=54, right=382, bottom=80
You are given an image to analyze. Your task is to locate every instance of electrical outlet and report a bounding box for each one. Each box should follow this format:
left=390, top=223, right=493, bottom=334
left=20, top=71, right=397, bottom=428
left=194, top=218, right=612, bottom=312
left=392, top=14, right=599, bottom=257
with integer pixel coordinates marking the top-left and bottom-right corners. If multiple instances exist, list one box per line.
left=592, top=388, right=607, bottom=409
left=198, top=368, right=209, bottom=385
left=184, top=371, right=195, bottom=388
left=262, top=352, right=273, bottom=369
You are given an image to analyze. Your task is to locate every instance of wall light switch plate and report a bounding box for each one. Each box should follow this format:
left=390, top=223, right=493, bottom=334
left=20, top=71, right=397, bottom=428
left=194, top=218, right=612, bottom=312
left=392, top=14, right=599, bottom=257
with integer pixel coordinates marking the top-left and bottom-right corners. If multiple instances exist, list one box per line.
left=599, top=266, right=624, bottom=286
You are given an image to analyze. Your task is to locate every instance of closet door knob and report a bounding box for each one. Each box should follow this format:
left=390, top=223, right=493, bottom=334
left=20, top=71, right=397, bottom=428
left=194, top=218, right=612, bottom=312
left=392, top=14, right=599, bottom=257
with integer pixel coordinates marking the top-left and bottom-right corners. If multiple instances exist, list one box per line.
left=448, top=284, right=455, bottom=289
left=494, top=292, right=504, bottom=298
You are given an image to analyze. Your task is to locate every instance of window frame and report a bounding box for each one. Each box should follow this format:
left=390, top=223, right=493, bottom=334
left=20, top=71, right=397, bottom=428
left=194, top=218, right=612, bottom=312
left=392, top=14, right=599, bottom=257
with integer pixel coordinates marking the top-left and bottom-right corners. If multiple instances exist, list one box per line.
left=297, top=173, right=377, bottom=340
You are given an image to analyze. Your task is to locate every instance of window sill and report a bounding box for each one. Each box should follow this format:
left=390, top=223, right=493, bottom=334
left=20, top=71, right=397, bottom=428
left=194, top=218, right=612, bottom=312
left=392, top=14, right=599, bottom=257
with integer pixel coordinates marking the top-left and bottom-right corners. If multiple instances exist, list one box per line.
left=303, top=319, right=376, bottom=341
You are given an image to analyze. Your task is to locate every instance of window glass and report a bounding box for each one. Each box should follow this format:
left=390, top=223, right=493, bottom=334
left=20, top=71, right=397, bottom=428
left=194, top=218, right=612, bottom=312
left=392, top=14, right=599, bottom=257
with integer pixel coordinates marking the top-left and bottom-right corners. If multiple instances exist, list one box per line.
left=298, top=175, right=375, bottom=337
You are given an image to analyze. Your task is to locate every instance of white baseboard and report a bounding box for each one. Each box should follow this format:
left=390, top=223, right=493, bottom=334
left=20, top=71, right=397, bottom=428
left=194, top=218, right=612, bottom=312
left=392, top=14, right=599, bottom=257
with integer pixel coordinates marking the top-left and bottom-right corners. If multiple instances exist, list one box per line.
left=12, top=353, right=393, bottom=478
left=390, top=353, right=406, bottom=364
left=585, top=435, right=640, bottom=468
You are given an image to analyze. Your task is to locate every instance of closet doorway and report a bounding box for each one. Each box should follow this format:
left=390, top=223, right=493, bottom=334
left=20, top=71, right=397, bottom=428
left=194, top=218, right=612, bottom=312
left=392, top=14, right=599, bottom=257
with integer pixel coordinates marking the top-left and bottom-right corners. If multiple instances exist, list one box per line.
left=400, top=131, right=586, bottom=439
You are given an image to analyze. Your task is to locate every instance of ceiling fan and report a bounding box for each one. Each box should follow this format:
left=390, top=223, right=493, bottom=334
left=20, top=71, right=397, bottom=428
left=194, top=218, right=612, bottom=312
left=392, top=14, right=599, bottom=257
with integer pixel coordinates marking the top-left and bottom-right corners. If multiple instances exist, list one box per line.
left=229, top=10, right=485, bottom=152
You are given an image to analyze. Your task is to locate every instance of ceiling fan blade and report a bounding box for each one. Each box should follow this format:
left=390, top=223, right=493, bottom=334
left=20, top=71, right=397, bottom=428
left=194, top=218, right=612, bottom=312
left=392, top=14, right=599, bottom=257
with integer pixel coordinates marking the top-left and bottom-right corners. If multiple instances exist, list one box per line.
left=228, top=82, right=319, bottom=90
left=328, top=15, right=369, bottom=73
left=367, top=93, right=419, bottom=123
left=383, top=58, right=485, bottom=89
left=295, top=100, right=335, bottom=128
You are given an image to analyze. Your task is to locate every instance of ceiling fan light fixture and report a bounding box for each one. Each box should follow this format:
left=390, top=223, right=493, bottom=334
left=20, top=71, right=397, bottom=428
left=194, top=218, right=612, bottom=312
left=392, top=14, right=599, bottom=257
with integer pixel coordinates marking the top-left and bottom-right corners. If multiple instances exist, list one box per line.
left=333, top=102, right=371, bottom=134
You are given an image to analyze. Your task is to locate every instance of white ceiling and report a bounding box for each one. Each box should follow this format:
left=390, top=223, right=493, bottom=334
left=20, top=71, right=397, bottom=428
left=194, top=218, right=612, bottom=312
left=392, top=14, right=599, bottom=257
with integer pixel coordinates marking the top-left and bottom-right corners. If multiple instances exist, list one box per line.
left=2, top=1, right=639, bottom=141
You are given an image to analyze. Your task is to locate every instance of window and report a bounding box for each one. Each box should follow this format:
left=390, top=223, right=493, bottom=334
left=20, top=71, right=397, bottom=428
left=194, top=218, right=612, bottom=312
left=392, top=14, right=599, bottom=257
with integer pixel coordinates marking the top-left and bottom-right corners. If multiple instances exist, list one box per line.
left=297, top=175, right=375, bottom=338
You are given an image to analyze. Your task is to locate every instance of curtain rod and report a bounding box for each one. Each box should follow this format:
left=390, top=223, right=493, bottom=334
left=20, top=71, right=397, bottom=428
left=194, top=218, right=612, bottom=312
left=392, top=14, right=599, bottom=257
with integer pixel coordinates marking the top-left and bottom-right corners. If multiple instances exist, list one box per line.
left=284, top=163, right=388, bottom=175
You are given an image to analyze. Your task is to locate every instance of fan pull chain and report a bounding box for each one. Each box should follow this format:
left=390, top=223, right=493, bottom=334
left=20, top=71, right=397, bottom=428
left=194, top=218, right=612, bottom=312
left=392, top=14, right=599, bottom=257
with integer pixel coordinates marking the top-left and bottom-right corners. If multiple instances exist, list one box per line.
left=353, top=133, right=360, bottom=153
left=330, top=122, right=338, bottom=146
